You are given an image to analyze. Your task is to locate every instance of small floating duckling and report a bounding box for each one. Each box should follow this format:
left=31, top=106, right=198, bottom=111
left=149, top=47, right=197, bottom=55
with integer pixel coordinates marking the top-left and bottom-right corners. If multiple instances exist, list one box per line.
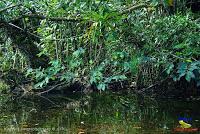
left=179, top=120, right=191, bottom=128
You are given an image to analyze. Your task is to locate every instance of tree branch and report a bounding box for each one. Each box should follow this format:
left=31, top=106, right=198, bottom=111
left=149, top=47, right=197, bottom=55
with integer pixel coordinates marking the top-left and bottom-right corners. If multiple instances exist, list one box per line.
left=9, top=4, right=147, bottom=23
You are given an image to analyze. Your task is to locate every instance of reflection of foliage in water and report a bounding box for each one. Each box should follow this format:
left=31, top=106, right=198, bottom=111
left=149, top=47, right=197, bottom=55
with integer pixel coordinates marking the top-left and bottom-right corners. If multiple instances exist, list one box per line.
left=1, top=93, right=200, bottom=133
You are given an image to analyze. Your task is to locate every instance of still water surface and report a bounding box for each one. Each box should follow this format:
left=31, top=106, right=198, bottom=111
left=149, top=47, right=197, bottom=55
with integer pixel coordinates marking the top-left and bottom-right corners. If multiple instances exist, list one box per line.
left=0, top=92, right=200, bottom=134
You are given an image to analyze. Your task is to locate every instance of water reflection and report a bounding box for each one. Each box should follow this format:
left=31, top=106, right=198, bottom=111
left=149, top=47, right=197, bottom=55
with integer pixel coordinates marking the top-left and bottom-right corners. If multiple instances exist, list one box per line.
left=0, top=92, right=200, bottom=133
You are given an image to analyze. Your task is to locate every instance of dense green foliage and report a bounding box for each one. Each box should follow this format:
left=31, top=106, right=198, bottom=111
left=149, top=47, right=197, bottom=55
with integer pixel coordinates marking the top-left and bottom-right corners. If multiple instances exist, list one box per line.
left=0, top=0, right=199, bottom=92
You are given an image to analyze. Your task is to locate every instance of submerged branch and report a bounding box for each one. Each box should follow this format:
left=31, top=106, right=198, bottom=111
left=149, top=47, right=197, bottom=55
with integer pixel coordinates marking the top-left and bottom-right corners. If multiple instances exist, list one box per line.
left=37, top=82, right=66, bottom=95
left=137, top=77, right=169, bottom=93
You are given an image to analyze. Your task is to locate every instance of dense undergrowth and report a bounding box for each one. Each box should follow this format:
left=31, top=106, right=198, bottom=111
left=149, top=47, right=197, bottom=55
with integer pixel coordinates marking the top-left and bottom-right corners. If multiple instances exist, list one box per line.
left=0, top=0, right=199, bottom=94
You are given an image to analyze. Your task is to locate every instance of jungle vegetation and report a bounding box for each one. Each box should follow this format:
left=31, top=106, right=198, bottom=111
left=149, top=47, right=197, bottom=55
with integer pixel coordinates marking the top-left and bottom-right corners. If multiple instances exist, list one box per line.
left=0, top=0, right=199, bottom=97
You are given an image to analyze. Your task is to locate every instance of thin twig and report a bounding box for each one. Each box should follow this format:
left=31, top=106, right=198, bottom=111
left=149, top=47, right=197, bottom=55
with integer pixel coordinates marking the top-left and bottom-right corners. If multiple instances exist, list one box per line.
left=18, top=85, right=32, bottom=99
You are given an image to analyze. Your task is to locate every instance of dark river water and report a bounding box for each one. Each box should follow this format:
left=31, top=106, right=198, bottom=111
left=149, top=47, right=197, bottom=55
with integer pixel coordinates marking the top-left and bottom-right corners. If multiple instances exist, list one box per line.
left=0, top=92, right=200, bottom=134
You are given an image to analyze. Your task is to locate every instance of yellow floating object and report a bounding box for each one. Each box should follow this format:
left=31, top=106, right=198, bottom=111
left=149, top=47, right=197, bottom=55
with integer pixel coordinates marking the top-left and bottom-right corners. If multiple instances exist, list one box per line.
left=179, top=120, right=192, bottom=128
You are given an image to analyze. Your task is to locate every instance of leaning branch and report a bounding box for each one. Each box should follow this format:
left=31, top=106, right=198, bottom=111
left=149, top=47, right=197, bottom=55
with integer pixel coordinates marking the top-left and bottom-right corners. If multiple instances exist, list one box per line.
left=10, top=4, right=147, bottom=22
left=7, top=23, right=41, bottom=38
